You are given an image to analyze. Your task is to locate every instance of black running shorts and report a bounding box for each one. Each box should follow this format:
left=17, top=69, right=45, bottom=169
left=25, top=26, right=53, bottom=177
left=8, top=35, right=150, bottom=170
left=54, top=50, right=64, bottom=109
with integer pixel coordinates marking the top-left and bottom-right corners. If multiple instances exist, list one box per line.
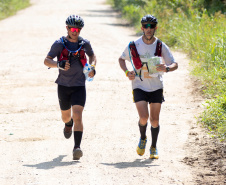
left=133, top=88, right=165, bottom=104
left=58, top=85, right=86, bottom=110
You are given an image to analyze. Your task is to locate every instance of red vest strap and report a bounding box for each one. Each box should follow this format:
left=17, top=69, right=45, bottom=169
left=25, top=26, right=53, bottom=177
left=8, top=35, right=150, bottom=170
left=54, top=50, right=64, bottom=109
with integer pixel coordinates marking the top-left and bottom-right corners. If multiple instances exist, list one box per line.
left=154, top=39, right=162, bottom=57
left=59, top=37, right=87, bottom=67
left=129, top=41, right=143, bottom=70
left=129, top=39, right=162, bottom=69
left=79, top=47, right=87, bottom=67
left=59, top=48, right=69, bottom=61
left=129, top=39, right=162, bottom=81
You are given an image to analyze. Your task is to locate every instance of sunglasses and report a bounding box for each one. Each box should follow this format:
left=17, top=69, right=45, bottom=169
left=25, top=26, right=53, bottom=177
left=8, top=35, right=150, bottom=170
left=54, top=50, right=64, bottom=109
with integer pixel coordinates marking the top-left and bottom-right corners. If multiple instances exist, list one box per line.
left=142, top=24, right=156, bottom=29
left=68, top=27, right=81, bottom=33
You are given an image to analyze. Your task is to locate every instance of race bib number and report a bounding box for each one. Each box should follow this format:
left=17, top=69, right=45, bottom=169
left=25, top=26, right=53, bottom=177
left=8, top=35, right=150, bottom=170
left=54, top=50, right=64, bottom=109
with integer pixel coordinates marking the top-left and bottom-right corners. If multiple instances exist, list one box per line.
left=142, top=66, right=152, bottom=79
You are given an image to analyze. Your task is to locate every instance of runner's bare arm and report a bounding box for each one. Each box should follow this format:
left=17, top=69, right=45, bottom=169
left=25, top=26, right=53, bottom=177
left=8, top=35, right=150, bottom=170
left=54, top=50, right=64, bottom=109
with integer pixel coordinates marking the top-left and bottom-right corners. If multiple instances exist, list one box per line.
left=156, top=62, right=178, bottom=72
left=88, top=54, right=97, bottom=66
left=44, top=56, right=70, bottom=70
left=88, top=54, right=97, bottom=77
left=44, top=56, right=57, bottom=68
left=119, top=57, right=135, bottom=80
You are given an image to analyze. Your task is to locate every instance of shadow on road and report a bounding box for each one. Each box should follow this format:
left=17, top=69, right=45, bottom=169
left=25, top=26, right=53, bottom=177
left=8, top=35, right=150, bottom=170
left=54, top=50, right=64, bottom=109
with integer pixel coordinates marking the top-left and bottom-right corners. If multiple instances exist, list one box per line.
left=79, top=9, right=121, bottom=18
left=88, top=9, right=117, bottom=13
left=101, top=158, right=159, bottom=169
left=23, top=155, right=78, bottom=170
left=79, top=9, right=122, bottom=18
left=80, top=13, right=119, bottom=18
left=105, top=23, right=132, bottom=27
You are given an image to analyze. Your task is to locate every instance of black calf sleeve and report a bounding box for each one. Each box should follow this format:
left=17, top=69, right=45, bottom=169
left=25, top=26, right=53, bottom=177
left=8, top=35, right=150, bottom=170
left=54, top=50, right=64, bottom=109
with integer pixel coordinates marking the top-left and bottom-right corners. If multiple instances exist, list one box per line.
left=139, top=121, right=147, bottom=140
left=74, top=131, right=83, bottom=148
left=151, top=125, right=160, bottom=148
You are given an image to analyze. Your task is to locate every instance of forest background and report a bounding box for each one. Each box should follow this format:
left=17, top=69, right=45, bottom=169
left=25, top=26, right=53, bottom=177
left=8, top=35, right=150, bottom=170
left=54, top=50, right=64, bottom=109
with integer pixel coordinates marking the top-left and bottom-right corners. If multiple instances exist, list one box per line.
left=0, top=0, right=226, bottom=141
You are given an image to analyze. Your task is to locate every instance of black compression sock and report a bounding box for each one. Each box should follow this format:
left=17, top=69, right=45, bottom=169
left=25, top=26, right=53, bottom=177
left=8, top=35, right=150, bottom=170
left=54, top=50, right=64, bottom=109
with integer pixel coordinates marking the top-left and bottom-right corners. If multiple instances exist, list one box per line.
left=139, top=122, right=147, bottom=140
left=65, top=118, right=73, bottom=127
left=74, top=131, right=83, bottom=148
left=151, top=125, right=160, bottom=148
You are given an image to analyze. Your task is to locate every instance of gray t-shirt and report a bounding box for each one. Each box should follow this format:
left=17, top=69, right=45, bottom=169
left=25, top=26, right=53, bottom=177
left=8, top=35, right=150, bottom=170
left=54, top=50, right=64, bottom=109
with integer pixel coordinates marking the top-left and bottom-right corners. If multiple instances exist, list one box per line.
left=48, top=36, right=94, bottom=87
left=121, top=36, right=175, bottom=92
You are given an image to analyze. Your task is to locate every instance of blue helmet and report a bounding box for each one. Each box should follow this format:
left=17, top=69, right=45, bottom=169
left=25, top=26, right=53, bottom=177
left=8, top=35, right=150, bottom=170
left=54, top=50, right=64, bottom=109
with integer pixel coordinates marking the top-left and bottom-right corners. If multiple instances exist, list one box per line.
left=66, top=15, right=84, bottom=28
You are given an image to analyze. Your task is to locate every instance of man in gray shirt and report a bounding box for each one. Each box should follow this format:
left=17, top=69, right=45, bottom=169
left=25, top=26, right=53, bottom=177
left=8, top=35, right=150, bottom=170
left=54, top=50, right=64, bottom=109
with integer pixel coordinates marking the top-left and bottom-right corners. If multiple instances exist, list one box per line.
left=44, top=15, right=97, bottom=160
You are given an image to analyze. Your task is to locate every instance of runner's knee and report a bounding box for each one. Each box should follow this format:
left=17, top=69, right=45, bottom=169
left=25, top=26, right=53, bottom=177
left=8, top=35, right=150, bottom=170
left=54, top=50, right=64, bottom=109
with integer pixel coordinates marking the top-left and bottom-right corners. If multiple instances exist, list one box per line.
left=72, top=111, right=82, bottom=124
left=61, top=111, right=71, bottom=123
left=139, top=115, right=149, bottom=125
left=150, top=119, right=159, bottom=127
left=62, top=117, right=71, bottom=123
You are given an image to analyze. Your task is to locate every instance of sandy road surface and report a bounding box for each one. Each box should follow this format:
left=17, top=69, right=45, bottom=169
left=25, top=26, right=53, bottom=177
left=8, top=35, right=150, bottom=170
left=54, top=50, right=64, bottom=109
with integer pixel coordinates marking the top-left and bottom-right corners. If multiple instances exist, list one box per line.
left=0, top=0, right=225, bottom=184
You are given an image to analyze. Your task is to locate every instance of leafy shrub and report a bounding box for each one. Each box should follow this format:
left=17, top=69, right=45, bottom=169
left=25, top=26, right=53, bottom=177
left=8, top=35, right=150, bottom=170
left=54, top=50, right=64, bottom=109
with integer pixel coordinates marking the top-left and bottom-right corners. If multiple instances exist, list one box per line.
left=0, top=0, right=30, bottom=20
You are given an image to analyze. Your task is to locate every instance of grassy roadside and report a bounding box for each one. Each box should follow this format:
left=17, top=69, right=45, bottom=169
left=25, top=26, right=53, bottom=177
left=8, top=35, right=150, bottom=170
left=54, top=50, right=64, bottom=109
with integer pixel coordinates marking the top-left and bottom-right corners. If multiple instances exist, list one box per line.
left=108, top=0, right=226, bottom=141
left=0, top=0, right=30, bottom=20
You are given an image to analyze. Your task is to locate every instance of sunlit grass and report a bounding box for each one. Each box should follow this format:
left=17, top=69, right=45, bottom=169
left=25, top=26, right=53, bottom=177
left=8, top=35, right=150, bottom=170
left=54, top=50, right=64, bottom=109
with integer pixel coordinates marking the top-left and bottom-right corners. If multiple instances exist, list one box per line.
left=0, top=0, right=30, bottom=20
left=153, top=11, right=226, bottom=140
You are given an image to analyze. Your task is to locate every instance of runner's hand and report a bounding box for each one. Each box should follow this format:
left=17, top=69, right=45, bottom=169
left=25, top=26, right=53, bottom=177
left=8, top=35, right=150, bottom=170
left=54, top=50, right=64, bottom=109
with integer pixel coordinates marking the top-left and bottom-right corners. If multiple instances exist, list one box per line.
left=156, top=64, right=166, bottom=72
left=64, top=60, right=70, bottom=71
left=88, top=70, right=95, bottom=77
left=88, top=65, right=96, bottom=77
left=127, top=71, right=135, bottom=80
left=57, top=60, right=70, bottom=71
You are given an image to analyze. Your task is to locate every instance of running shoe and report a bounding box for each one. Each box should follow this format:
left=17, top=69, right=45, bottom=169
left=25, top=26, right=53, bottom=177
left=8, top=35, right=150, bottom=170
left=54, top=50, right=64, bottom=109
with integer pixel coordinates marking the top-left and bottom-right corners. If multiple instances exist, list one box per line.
left=73, top=147, right=83, bottom=160
left=136, top=137, right=147, bottom=156
left=63, top=126, right=72, bottom=139
left=150, top=146, right=159, bottom=159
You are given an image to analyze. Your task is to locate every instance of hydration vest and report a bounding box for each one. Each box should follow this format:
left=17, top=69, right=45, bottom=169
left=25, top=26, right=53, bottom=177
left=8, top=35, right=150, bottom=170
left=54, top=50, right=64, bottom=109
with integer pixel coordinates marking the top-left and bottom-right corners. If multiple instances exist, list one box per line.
left=129, top=39, right=162, bottom=80
left=59, top=36, right=87, bottom=67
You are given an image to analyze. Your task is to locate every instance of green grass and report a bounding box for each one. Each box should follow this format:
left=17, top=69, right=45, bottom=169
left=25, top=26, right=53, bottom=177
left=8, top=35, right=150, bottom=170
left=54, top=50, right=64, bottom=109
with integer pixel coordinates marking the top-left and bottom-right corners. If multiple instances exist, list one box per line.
left=109, top=0, right=226, bottom=141
left=0, top=0, right=30, bottom=20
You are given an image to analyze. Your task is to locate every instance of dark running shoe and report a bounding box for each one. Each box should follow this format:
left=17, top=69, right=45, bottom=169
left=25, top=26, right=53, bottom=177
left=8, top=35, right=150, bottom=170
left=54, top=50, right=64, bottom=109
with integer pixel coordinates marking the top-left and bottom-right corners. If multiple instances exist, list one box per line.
left=73, top=147, right=83, bottom=160
left=63, top=126, right=72, bottom=139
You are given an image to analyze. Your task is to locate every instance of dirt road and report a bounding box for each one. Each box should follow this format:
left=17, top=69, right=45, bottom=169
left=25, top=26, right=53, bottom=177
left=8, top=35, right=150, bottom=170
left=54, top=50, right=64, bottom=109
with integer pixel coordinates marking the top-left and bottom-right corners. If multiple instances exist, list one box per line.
left=0, top=0, right=225, bottom=184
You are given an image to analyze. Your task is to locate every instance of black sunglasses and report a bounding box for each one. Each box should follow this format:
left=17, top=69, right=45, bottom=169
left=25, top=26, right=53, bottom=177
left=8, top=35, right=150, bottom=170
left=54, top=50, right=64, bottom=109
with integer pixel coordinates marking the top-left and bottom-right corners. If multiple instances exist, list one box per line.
left=143, top=24, right=156, bottom=29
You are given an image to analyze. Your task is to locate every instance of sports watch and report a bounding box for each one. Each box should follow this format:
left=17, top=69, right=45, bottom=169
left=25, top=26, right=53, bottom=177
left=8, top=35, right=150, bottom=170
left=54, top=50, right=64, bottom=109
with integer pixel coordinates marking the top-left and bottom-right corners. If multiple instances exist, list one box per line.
left=166, top=67, right=170, bottom=73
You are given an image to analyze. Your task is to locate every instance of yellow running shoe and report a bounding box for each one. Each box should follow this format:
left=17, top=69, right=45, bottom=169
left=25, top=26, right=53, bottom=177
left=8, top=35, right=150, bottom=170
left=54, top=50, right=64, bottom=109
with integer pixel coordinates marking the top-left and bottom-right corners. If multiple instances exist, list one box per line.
left=136, top=137, right=147, bottom=156
left=150, top=146, right=159, bottom=159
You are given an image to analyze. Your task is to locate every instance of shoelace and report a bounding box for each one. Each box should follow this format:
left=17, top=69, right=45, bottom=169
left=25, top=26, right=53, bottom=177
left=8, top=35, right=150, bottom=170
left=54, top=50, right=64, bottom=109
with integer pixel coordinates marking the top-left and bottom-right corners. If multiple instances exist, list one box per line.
left=151, top=147, right=157, bottom=154
left=139, top=139, right=146, bottom=149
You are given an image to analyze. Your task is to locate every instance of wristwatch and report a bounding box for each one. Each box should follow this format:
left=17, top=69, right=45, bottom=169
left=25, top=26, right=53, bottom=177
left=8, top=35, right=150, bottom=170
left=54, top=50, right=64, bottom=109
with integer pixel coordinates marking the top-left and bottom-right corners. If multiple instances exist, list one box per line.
left=166, top=67, right=170, bottom=73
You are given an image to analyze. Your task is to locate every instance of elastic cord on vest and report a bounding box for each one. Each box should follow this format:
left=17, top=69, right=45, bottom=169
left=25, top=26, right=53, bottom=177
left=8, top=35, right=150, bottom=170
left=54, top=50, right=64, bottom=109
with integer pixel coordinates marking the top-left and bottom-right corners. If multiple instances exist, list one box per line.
left=60, top=37, right=83, bottom=54
left=59, top=37, right=87, bottom=67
